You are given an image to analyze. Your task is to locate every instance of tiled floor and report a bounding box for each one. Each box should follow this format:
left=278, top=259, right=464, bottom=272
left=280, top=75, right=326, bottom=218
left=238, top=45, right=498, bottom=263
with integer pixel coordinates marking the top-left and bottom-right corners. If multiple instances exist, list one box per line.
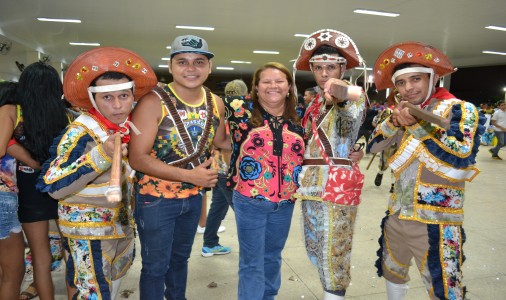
left=37, top=145, right=506, bottom=299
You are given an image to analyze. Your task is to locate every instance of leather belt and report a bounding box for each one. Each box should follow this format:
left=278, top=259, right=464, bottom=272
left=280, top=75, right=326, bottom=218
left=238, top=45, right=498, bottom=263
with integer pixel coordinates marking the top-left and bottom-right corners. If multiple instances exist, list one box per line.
left=302, top=158, right=352, bottom=166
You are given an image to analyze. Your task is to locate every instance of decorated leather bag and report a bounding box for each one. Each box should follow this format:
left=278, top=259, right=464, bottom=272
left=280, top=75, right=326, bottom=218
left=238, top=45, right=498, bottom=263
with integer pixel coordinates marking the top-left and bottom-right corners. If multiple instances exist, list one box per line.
left=311, top=113, right=364, bottom=205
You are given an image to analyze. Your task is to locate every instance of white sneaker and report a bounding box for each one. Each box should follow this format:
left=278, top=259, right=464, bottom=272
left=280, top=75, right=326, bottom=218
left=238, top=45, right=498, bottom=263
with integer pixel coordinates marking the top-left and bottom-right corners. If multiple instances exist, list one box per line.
left=197, top=225, right=226, bottom=234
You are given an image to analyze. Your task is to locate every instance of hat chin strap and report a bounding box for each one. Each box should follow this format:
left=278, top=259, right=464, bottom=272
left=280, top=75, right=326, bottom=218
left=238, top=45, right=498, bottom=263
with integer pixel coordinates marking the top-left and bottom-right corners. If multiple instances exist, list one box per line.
left=87, top=81, right=135, bottom=123
left=391, top=67, right=434, bottom=103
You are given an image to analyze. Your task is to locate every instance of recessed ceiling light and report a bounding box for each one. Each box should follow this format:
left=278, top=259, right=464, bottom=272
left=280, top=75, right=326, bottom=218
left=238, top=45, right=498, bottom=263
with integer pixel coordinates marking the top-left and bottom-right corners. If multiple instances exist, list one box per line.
left=37, top=17, right=81, bottom=23
left=485, top=25, right=506, bottom=32
left=216, top=67, right=234, bottom=70
left=231, top=60, right=252, bottom=64
left=69, top=42, right=100, bottom=46
left=483, top=50, right=506, bottom=56
left=166, top=46, right=172, bottom=49
left=158, top=64, right=169, bottom=68
left=253, top=50, right=279, bottom=54
left=161, top=57, right=170, bottom=61
left=175, top=25, right=214, bottom=31
left=353, top=9, right=399, bottom=17
left=294, top=34, right=310, bottom=38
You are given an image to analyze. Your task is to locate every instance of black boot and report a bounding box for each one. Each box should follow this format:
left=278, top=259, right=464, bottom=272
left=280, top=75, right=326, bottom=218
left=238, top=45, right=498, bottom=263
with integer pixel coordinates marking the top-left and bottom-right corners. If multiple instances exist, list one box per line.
left=374, top=173, right=383, bottom=186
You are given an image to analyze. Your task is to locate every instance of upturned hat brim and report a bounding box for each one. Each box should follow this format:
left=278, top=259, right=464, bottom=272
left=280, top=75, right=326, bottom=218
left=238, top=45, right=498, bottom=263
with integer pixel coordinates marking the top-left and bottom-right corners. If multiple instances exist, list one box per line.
left=373, top=41, right=455, bottom=90
left=63, top=47, right=158, bottom=109
left=294, top=29, right=363, bottom=71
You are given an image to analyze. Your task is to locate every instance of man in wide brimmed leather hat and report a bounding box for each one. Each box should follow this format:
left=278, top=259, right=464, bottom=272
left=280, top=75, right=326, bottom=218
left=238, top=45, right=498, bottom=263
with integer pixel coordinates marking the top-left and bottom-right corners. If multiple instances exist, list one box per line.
left=369, top=41, right=486, bottom=300
left=37, top=47, right=157, bottom=299
left=293, top=29, right=367, bottom=300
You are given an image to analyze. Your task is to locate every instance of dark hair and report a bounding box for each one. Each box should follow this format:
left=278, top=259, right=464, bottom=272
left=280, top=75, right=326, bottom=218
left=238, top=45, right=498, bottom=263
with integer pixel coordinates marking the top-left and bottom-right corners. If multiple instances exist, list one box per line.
left=0, top=81, right=17, bottom=106
left=250, top=62, right=300, bottom=128
left=313, top=45, right=342, bottom=57
left=305, top=87, right=317, bottom=96
left=16, top=62, right=69, bottom=163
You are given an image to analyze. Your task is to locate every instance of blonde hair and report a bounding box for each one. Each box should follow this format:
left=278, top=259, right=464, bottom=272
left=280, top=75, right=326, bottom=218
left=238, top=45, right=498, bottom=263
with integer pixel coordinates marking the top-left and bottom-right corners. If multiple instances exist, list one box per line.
left=225, top=79, right=248, bottom=96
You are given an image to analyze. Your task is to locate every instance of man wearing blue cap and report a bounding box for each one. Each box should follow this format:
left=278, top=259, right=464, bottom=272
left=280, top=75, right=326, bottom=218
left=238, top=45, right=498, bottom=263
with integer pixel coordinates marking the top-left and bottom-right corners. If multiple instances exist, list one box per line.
left=129, top=35, right=228, bottom=300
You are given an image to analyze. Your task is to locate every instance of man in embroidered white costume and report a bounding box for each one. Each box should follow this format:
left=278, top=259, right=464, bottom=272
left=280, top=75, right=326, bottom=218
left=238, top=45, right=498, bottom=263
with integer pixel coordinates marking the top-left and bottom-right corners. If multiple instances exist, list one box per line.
left=37, top=47, right=157, bottom=299
left=369, top=42, right=485, bottom=300
left=128, top=35, right=228, bottom=300
left=293, top=29, right=366, bottom=300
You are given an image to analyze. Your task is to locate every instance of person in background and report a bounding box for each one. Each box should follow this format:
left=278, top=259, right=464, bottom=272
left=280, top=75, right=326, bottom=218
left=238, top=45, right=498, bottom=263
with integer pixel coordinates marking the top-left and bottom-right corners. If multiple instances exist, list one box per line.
left=303, top=87, right=317, bottom=106
left=369, top=41, right=485, bottom=300
left=0, top=81, right=30, bottom=299
left=223, top=62, right=304, bottom=299
left=356, top=106, right=378, bottom=150
left=128, top=35, right=228, bottom=299
left=201, top=79, right=247, bottom=257
left=14, top=62, right=70, bottom=300
left=292, top=29, right=366, bottom=300
left=489, top=100, right=506, bottom=159
left=4, top=62, right=69, bottom=300
left=37, top=47, right=157, bottom=299
left=371, top=92, right=400, bottom=193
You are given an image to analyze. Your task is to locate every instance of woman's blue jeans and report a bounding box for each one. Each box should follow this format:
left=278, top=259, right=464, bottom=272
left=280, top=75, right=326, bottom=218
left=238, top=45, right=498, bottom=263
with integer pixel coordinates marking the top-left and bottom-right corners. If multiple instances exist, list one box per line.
left=233, top=191, right=294, bottom=300
left=135, top=193, right=202, bottom=300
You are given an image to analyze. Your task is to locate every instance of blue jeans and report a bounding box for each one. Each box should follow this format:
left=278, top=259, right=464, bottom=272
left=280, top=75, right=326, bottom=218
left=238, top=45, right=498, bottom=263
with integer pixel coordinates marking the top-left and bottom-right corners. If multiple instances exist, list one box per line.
left=203, top=175, right=233, bottom=247
left=233, top=191, right=295, bottom=300
left=491, top=131, right=506, bottom=155
left=135, top=193, right=202, bottom=300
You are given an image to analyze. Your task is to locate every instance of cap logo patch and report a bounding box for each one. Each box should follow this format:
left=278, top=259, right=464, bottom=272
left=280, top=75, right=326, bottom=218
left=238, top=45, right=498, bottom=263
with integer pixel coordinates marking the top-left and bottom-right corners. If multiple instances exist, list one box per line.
left=181, top=37, right=203, bottom=49
left=335, top=36, right=350, bottom=48
left=304, top=38, right=317, bottom=51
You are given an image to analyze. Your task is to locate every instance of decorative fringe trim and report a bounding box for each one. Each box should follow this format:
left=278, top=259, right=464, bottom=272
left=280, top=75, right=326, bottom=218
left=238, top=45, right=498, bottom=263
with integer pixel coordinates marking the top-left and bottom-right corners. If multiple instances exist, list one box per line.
left=91, top=240, right=110, bottom=299
left=375, top=210, right=389, bottom=277
left=427, top=224, right=445, bottom=300
left=423, top=103, right=486, bottom=169
left=36, top=131, right=95, bottom=193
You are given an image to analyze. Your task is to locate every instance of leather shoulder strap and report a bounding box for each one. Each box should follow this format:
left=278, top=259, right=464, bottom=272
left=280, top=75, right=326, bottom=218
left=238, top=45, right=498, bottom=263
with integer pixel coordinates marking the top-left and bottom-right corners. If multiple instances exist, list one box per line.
left=151, top=86, right=215, bottom=168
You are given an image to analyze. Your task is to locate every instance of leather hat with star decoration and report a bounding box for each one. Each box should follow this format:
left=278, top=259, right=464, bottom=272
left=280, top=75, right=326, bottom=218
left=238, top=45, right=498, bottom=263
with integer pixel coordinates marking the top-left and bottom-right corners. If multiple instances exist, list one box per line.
left=373, top=41, right=456, bottom=90
left=64, top=47, right=158, bottom=109
left=294, top=29, right=364, bottom=71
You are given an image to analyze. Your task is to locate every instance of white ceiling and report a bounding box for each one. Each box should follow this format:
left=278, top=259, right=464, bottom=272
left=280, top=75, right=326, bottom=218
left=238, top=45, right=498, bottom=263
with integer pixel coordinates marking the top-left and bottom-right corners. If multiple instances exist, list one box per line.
left=1, top=0, right=506, bottom=81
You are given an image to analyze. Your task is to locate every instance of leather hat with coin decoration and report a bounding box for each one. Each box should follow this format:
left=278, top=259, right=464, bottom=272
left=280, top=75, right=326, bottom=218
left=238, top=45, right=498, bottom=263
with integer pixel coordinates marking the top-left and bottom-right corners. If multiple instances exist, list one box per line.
left=373, top=41, right=455, bottom=90
left=64, top=47, right=158, bottom=109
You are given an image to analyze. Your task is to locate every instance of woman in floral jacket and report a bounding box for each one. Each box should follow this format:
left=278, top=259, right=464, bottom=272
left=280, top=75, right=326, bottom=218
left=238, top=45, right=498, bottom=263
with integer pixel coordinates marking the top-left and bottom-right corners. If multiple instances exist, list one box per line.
left=223, top=62, right=304, bottom=300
